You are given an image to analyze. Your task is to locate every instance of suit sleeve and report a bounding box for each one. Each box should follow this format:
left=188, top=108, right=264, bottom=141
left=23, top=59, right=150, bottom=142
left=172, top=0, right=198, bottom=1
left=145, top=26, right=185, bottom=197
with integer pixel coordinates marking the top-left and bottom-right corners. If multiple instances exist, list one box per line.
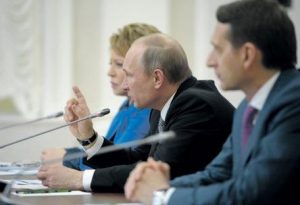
left=82, top=138, right=150, bottom=169
left=82, top=110, right=160, bottom=192
left=90, top=163, right=137, bottom=193
left=168, top=101, right=300, bottom=205
left=170, top=134, right=233, bottom=187
left=82, top=110, right=159, bottom=169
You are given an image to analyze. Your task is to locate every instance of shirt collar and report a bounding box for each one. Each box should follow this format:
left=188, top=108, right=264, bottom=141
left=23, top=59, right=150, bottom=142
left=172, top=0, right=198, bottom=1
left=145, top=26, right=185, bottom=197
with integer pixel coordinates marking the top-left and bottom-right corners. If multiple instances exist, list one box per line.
left=160, top=93, right=176, bottom=121
left=250, top=72, right=280, bottom=111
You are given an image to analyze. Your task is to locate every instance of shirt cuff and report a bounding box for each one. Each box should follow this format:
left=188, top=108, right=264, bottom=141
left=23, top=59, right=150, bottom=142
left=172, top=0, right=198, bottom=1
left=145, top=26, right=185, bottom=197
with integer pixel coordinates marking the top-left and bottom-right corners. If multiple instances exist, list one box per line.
left=83, top=135, right=104, bottom=159
left=82, top=169, right=95, bottom=191
left=165, top=188, right=176, bottom=204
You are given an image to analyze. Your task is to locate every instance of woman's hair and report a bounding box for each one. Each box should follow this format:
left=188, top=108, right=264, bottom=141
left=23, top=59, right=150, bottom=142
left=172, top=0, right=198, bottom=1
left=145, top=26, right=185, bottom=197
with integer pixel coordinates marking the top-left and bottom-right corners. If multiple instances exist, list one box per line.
left=110, top=23, right=161, bottom=57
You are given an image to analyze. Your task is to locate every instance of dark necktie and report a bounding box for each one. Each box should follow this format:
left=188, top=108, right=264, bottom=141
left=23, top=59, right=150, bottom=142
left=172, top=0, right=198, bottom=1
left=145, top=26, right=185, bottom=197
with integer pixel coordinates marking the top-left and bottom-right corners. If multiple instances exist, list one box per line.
left=241, top=105, right=258, bottom=151
left=158, top=117, right=165, bottom=133
left=149, top=117, right=165, bottom=156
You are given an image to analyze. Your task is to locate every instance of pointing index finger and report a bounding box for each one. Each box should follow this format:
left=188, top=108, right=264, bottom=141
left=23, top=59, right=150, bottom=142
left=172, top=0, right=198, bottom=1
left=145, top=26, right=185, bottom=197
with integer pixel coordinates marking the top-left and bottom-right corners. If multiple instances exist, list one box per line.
left=72, top=86, right=86, bottom=104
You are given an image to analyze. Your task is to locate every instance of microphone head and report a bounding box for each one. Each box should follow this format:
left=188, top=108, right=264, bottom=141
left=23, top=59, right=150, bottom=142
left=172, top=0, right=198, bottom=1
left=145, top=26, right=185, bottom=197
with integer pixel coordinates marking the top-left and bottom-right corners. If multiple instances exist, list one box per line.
left=0, top=180, right=8, bottom=192
left=98, top=108, right=110, bottom=117
left=46, top=111, right=64, bottom=119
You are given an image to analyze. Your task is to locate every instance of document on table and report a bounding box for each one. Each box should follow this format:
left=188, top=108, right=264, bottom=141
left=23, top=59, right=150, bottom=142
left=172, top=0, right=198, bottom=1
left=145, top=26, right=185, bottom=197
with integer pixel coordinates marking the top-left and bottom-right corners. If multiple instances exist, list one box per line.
left=14, top=190, right=91, bottom=197
left=0, top=161, right=40, bottom=175
left=84, top=204, right=142, bottom=205
left=2, top=179, right=91, bottom=197
left=0, top=169, right=38, bottom=176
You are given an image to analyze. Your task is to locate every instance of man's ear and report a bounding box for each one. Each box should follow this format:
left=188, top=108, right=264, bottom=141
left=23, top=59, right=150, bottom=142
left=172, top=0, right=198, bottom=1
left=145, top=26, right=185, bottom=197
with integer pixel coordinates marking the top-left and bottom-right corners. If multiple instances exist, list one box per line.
left=241, top=42, right=257, bottom=71
left=153, top=68, right=164, bottom=89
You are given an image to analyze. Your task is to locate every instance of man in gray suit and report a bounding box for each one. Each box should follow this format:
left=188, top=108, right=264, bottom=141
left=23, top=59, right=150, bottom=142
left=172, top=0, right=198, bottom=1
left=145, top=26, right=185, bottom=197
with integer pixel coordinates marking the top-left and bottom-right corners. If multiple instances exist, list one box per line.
left=124, top=0, right=300, bottom=204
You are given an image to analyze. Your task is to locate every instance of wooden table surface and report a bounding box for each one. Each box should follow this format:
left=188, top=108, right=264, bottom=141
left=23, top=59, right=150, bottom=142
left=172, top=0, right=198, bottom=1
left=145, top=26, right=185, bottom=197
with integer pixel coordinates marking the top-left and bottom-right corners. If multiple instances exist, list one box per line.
left=1, top=192, right=134, bottom=205
left=1, top=175, right=135, bottom=205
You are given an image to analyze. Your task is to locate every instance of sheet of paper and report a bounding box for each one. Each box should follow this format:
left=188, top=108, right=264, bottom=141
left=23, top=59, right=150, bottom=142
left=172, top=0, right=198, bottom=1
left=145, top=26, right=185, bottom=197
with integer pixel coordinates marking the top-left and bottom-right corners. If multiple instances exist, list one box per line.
left=13, top=190, right=91, bottom=197
left=84, top=204, right=142, bottom=205
left=12, top=179, right=48, bottom=190
left=0, top=161, right=39, bottom=175
left=2, top=179, right=91, bottom=197
left=0, top=169, right=38, bottom=176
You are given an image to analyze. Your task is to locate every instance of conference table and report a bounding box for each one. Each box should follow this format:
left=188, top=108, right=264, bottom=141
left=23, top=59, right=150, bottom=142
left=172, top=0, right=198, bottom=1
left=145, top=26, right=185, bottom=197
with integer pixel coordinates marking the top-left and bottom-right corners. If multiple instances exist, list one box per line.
left=6, top=192, right=132, bottom=205
left=1, top=175, right=135, bottom=205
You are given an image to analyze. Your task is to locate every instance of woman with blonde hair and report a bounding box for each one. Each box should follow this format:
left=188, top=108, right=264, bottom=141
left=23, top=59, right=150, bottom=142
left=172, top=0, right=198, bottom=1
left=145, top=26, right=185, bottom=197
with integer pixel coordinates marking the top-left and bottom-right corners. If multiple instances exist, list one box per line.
left=41, top=23, right=161, bottom=170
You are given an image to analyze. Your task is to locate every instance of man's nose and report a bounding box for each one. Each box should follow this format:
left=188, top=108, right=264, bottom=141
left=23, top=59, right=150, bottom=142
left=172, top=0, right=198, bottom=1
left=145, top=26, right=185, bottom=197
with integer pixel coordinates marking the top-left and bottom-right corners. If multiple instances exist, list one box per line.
left=206, top=51, right=217, bottom=69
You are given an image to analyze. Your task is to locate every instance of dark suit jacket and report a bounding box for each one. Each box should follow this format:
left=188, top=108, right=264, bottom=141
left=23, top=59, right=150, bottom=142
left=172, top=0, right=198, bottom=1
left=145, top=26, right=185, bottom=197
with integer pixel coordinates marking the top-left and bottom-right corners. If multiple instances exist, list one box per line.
left=84, top=76, right=235, bottom=192
left=169, top=69, right=300, bottom=205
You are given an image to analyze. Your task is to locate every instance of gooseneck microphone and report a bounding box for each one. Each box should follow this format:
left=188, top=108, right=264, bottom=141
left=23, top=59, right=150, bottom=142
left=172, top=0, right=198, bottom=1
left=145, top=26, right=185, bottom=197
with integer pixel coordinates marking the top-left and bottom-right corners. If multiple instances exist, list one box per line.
left=0, top=108, right=110, bottom=149
left=0, top=111, right=64, bottom=131
left=0, top=130, right=175, bottom=204
left=47, top=130, right=176, bottom=166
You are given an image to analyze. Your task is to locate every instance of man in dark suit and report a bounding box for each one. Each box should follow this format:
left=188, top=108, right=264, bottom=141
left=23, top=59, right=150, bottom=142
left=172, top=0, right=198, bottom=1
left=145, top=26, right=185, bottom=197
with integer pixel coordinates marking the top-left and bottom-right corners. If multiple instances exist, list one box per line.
left=37, top=33, right=234, bottom=192
left=124, top=0, right=300, bottom=204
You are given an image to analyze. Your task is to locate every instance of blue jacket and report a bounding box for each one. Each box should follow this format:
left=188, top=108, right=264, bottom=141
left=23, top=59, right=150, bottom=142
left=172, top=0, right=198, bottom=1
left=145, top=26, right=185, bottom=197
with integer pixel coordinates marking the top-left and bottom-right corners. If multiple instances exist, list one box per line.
left=63, top=99, right=150, bottom=170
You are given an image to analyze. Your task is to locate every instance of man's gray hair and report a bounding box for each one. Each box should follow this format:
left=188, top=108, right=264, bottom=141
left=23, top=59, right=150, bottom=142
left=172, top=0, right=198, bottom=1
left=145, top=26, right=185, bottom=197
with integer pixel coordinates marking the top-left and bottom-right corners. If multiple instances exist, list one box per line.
left=137, top=33, right=192, bottom=84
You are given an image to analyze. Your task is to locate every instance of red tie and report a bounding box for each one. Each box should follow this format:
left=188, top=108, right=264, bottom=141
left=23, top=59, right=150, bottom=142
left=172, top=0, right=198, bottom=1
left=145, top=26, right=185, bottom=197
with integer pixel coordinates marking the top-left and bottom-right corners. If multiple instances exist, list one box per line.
left=241, top=106, right=258, bottom=151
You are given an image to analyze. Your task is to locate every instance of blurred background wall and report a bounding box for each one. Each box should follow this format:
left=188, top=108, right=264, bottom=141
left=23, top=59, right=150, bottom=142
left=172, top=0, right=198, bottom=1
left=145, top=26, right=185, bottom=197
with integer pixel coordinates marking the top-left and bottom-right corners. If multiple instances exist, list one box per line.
left=0, top=0, right=299, bottom=161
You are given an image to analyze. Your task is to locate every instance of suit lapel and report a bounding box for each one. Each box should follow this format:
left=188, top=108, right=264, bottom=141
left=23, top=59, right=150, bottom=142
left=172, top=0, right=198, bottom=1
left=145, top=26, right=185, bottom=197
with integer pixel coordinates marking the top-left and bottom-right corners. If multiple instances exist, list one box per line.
left=150, top=77, right=197, bottom=158
left=232, top=100, right=247, bottom=172
left=165, top=76, right=197, bottom=125
left=241, top=70, right=296, bottom=166
left=148, top=110, right=161, bottom=157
